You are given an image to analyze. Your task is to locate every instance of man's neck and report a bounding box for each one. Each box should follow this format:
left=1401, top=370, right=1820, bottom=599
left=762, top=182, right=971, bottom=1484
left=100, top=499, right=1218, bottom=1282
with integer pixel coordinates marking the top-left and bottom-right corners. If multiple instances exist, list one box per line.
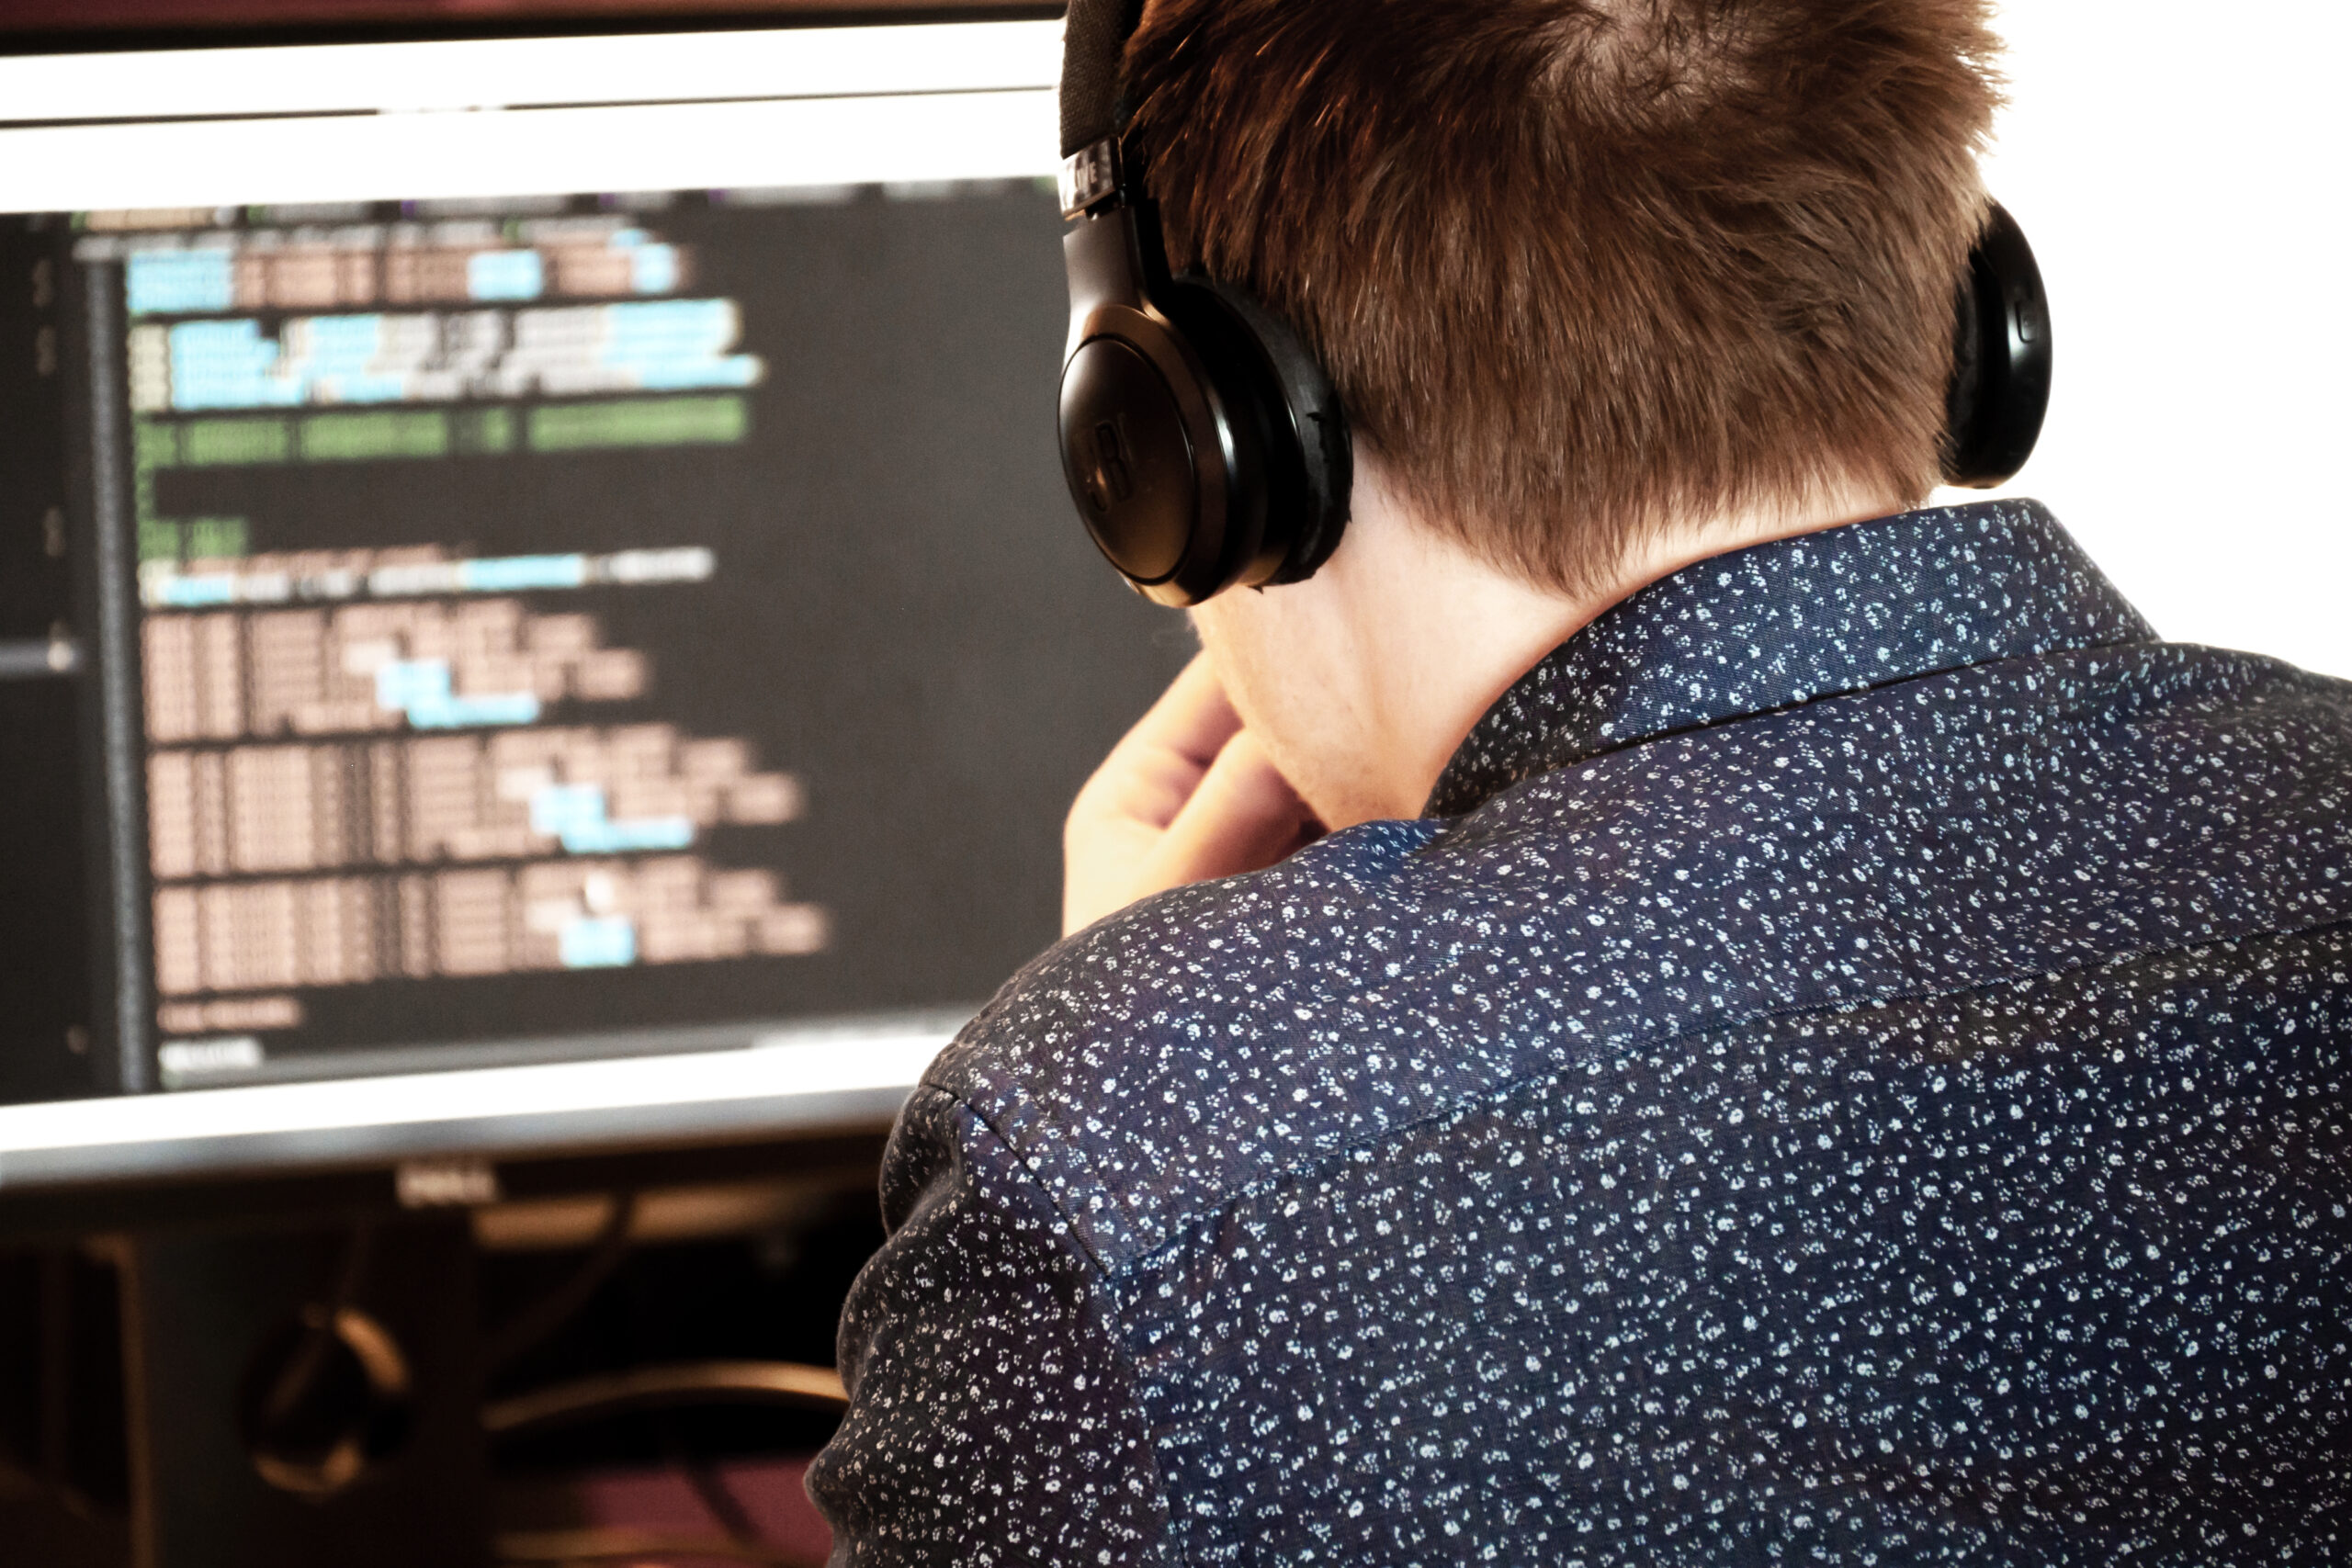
left=1190, top=463, right=1915, bottom=829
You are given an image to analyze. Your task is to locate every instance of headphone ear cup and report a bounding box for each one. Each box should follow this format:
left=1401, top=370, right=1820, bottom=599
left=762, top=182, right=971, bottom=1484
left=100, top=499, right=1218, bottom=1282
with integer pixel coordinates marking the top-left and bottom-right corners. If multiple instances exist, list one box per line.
left=1059, top=199, right=1273, bottom=606
left=1943, top=202, right=2053, bottom=489
left=1160, top=277, right=1352, bottom=585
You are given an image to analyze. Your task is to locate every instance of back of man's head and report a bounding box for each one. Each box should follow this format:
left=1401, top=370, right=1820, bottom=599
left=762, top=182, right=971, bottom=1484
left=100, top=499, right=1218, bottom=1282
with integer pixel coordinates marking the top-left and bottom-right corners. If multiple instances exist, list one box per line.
left=1124, top=0, right=2003, bottom=595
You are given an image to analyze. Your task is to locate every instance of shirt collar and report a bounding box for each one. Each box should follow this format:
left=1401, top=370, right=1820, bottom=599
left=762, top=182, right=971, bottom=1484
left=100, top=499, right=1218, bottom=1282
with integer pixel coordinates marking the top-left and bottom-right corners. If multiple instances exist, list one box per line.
left=1426, top=499, right=2157, bottom=818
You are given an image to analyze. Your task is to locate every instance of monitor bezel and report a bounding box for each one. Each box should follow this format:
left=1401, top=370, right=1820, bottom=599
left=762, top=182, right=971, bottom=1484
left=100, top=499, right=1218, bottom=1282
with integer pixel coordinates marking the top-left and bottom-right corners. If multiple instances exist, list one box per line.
left=0, top=2, right=1061, bottom=61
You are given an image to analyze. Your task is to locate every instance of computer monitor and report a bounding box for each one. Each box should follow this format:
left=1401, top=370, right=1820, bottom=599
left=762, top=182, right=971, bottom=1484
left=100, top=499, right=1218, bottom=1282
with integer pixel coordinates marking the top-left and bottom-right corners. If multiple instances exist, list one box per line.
left=0, top=17, right=1189, bottom=1188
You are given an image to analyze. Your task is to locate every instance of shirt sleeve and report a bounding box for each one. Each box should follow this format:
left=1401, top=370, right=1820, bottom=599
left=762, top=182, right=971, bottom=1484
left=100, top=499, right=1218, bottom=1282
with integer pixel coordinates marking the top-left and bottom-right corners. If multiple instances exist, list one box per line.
left=806, top=1084, right=1173, bottom=1567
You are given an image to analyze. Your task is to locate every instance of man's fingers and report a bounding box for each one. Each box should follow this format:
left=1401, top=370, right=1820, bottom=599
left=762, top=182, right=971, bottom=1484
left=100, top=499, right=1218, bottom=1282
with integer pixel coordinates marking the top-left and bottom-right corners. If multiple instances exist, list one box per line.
left=1064, top=659, right=1315, bottom=936
left=1115, top=653, right=1242, bottom=773
left=1074, top=654, right=1244, bottom=835
left=1151, top=728, right=1318, bottom=886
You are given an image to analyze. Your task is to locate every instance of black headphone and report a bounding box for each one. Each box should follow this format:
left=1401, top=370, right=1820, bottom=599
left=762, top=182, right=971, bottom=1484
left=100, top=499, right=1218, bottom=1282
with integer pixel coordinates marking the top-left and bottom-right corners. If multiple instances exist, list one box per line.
left=1055, top=0, right=2052, bottom=607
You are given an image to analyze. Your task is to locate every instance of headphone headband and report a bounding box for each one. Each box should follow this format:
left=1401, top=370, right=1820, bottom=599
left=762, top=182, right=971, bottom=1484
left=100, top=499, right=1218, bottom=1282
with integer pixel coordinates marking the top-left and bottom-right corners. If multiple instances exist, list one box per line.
left=1059, top=0, right=1144, bottom=159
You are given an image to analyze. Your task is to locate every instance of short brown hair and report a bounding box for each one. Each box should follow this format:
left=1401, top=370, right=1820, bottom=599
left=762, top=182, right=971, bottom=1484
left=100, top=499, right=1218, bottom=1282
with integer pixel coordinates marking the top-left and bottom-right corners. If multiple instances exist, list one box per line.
left=1123, top=0, right=2003, bottom=592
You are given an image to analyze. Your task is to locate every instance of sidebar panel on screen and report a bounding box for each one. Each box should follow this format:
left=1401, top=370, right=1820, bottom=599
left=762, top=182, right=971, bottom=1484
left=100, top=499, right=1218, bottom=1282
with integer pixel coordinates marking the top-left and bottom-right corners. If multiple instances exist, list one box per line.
left=60, top=185, right=1188, bottom=1094
left=0, top=216, right=98, bottom=1104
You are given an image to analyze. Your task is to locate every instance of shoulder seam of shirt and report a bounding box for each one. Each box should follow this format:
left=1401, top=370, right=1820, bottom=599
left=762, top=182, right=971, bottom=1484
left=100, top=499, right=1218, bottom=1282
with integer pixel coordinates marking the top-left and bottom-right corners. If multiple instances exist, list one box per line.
left=907, top=1076, right=1129, bottom=1283
left=906, top=1080, right=1189, bottom=1544
left=867, top=1081, right=1183, bottom=1564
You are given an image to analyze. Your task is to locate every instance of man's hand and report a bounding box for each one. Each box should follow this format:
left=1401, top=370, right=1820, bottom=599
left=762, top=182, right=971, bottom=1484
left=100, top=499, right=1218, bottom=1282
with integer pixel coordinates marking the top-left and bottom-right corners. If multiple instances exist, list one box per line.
left=1063, top=655, right=1322, bottom=936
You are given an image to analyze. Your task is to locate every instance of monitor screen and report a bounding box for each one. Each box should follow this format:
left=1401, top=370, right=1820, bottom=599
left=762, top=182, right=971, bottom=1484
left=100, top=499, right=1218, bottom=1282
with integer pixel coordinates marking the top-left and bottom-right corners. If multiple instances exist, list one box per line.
left=0, top=19, right=1192, bottom=1183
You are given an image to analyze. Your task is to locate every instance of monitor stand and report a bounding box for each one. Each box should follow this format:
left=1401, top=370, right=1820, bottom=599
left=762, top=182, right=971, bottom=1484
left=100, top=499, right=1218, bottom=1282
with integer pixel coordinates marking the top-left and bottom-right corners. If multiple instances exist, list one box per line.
left=119, top=1216, right=490, bottom=1568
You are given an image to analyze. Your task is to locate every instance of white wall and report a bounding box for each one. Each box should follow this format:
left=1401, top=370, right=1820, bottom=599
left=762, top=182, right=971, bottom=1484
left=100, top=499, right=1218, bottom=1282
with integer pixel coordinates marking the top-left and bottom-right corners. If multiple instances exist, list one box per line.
left=1951, top=1, right=2352, bottom=675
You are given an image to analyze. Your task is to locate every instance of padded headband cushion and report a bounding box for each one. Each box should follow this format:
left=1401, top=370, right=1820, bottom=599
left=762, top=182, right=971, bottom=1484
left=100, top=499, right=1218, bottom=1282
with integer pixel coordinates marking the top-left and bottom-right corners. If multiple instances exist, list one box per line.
left=1060, top=0, right=1147, bottom=158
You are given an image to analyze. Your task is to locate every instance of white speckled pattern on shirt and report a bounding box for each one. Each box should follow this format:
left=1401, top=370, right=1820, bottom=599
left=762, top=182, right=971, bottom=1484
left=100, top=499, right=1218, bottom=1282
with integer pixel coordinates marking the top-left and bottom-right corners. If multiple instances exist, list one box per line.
left=810, top=501, right=2352, bottom=1564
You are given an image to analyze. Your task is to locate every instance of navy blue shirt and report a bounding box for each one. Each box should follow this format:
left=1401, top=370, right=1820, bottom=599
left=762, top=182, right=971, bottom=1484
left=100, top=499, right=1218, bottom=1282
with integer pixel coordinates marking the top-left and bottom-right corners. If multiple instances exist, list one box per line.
left=810, top=501, right=2352, bottom=1564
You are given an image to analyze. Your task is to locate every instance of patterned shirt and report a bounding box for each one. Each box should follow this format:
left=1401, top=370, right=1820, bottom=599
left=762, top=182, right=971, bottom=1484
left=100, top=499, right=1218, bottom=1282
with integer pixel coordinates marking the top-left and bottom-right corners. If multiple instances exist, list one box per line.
left=809, top=500, right=2352, bottom=1564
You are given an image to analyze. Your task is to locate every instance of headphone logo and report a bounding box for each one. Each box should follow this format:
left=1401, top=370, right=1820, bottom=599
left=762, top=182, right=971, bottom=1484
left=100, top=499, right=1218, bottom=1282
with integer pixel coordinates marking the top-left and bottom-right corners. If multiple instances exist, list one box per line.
left=1083, top=417, right=1136, bottom=516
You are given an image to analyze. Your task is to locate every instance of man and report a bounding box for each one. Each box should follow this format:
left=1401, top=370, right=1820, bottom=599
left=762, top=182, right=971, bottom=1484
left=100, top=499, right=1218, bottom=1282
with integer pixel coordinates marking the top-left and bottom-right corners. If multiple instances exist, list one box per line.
left=810, top=0, right=2352, bottom=1560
